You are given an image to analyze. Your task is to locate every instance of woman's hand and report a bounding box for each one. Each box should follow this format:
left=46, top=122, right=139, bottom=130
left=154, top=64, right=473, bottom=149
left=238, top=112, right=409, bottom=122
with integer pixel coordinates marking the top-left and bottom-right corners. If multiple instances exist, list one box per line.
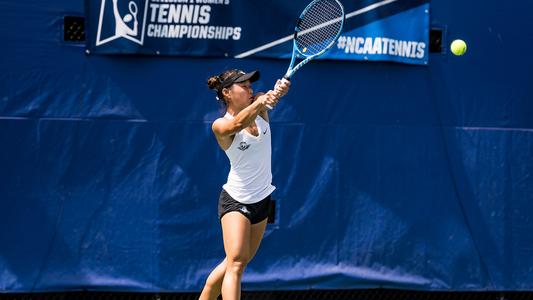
left=253, top=79, right=290, bottom=111
left=254, top=92, right=277, bottom=110
left=274, top=79, right=291, bottom=98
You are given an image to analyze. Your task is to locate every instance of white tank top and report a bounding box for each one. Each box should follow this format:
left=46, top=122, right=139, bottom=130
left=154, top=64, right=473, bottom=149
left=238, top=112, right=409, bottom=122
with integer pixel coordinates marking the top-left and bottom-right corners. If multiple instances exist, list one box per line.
left=222, top=112, right=275, bottom=204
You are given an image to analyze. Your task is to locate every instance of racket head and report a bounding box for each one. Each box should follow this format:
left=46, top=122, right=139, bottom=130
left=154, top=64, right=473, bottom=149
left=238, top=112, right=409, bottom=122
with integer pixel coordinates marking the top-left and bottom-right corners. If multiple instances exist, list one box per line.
left=284, top=0, right=344, bottom=79
left=294, top=0, right=345, bottom=57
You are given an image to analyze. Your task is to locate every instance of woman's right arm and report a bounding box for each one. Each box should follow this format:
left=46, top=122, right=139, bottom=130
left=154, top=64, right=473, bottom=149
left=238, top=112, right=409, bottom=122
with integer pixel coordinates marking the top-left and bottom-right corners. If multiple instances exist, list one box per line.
left=211, top=93, right=275, bottom=150
left=212, top=93, right=275, bottom=138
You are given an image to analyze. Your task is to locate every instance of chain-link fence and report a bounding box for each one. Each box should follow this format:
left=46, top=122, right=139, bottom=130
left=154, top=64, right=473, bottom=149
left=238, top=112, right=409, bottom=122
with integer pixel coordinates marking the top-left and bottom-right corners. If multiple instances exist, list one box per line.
left=3, top=290, right=533, bottom=300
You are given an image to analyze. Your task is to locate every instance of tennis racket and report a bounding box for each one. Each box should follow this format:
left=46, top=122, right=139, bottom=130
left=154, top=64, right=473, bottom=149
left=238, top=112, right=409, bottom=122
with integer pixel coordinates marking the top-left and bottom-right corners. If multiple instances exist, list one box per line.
left=284, top=0, right=345, bottom=80
left=268, top=0, right=345, bottom=109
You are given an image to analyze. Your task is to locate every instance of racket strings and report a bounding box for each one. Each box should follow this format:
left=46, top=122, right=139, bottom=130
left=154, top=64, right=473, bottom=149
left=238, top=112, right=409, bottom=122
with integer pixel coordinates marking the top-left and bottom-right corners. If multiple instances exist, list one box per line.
left=296, top=0, right=343, bottom=56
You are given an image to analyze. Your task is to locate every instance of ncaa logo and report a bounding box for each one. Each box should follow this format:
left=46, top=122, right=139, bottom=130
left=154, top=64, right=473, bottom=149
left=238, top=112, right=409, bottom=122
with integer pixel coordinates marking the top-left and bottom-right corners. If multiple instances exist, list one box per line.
left=95, top=0, right=148, bottom=46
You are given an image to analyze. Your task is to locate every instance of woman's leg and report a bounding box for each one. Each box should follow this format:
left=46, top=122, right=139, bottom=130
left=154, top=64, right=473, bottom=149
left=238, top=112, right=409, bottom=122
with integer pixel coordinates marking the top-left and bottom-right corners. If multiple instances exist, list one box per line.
left=249, top=218, right=268, bottom=262
left=198, top=258, right=227, bottom=300
left=220, top=212, right=251, bottom=300
left=199, top=217, right=268, bottom=300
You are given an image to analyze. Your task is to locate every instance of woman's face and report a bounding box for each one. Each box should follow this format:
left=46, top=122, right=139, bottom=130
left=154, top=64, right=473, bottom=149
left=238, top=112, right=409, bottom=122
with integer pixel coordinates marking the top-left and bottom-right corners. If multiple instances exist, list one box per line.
left=225, top=81, right=253, bottom=110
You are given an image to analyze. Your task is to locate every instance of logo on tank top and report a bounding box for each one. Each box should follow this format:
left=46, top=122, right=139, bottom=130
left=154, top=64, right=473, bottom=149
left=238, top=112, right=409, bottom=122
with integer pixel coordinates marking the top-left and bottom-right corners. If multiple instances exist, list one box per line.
left=263, top=128, right=267, bottom=135
left=238, top=141, right=250, bottom=151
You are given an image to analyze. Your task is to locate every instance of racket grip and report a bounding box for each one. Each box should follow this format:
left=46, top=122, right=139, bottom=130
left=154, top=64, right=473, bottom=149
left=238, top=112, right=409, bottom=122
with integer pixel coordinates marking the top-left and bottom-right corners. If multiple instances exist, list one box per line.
left=266, top=104, right=273, bottom=110
left=276, top=77, right=290, bottom=93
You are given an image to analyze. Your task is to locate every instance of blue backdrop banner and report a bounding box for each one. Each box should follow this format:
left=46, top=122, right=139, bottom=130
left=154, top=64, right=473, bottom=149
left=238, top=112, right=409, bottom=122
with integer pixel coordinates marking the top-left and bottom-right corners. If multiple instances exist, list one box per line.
left=6, top=0, right=533, bottom=294
left=86, top=0, right=429, bottom=65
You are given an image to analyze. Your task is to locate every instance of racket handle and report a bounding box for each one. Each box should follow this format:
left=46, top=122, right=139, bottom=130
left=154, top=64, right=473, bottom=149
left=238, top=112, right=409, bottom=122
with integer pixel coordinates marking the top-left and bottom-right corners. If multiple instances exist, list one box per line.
left=266, top=104, right=273, bottom=110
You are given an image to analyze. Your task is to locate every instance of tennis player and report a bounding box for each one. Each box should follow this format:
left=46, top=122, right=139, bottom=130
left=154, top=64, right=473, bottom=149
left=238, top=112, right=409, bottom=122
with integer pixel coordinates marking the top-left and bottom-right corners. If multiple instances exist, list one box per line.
left=199, top=69, right=290, bottom=300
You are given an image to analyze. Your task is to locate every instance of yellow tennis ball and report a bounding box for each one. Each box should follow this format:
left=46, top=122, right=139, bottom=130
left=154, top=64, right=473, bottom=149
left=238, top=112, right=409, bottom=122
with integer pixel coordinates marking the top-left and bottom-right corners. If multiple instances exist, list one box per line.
left=451, top=39, right=467, bottom=56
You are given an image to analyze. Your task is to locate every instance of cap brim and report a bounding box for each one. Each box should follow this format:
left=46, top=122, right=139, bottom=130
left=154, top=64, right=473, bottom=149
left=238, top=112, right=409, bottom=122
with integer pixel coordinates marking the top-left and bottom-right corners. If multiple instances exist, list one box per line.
left=234, top=70, right=260, bottom=83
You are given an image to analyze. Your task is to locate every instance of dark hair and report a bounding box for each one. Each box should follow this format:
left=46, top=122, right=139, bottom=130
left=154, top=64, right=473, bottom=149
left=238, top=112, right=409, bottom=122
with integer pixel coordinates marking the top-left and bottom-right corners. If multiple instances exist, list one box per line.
left=207, top=69, right=242, bottom=105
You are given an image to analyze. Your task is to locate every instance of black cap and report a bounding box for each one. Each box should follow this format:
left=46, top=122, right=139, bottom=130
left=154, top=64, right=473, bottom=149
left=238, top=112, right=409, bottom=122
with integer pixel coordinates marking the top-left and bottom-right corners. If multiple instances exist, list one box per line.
left=220, top=70, right=260, bottom=89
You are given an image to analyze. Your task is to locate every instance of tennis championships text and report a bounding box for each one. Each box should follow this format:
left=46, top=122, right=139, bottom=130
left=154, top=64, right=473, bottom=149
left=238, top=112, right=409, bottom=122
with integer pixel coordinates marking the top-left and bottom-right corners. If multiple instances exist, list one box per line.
left=147, top=0, right=241, bottom=40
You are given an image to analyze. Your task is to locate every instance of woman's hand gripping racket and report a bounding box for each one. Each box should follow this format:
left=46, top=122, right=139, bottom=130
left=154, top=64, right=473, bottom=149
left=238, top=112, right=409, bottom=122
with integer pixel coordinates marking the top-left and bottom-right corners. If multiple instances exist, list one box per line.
left=267, top=0, right=345, bottom=109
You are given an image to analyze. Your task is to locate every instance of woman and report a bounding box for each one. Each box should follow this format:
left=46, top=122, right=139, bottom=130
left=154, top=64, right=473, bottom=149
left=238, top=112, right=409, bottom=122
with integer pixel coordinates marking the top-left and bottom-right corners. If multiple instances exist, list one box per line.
left=199, top=69, right=290, bottom=300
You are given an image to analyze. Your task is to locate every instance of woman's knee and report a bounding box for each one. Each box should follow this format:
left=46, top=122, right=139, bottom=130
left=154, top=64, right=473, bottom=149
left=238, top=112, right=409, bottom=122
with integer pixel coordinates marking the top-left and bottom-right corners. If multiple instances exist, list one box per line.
left=226, top=257, right=248, bottom=275
left=205, top=274, right=219, bottom=288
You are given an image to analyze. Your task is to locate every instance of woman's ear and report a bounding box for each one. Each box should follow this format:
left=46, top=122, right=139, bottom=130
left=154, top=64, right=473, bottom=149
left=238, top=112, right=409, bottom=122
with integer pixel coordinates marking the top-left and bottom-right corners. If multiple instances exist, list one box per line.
left=222, top=88, right=231, bottom=101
